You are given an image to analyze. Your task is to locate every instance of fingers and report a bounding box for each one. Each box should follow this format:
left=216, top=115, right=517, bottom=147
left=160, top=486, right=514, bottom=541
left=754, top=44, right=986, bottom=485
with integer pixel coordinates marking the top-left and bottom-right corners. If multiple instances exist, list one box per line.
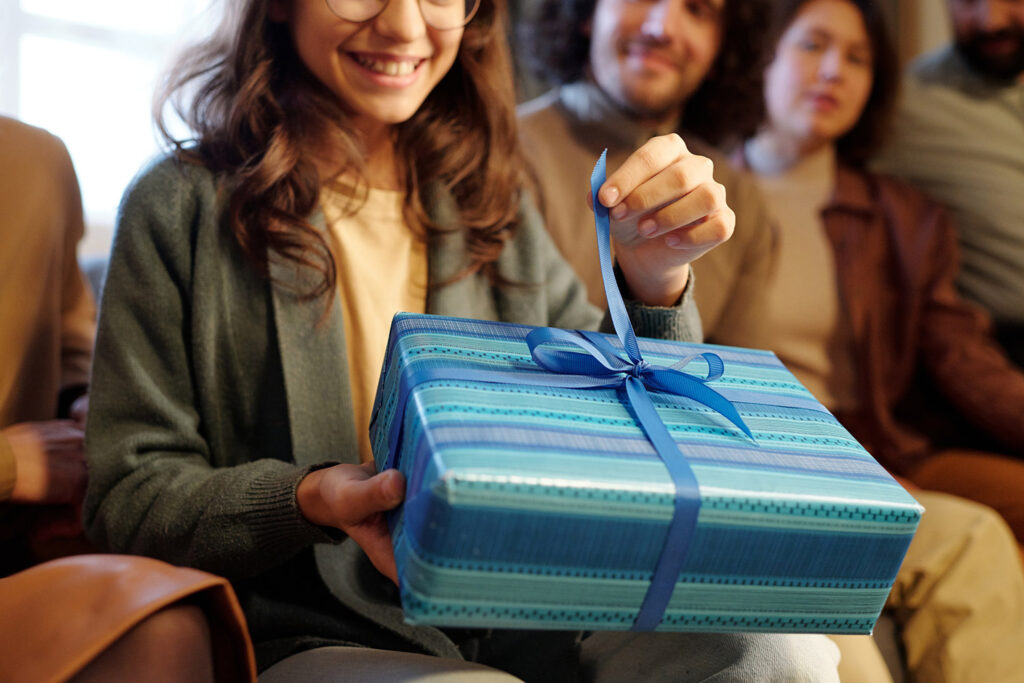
left=624, top=164, right=727, bottom=238
left=347, top=515, right=399, bottom=584
left=295, top=463, right=405, bottom=583
left=6, top=421, right=88, bottom=504
left=315, top=464, right=404, bottom=584
left=3, top=421, right=85, bottom=461
left=596, top=135, right=732, bottom=252
left=651, top=206, right=735, bottom=251
left=599, top=133, right=694, bottom=209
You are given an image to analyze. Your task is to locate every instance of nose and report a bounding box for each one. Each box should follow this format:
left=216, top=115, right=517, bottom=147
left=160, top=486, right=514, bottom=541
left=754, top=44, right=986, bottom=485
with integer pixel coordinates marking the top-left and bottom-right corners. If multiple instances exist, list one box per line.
left=640, top=0, right=698, bottom=43
left=373, top=0, right=427, bottom=41
left=818, top=46, right=844, bottom=81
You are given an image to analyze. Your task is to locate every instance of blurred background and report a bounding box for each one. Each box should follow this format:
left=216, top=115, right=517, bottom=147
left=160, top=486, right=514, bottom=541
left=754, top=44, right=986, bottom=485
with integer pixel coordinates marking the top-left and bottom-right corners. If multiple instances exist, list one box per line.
left=0, top=0, right=951, bottom=258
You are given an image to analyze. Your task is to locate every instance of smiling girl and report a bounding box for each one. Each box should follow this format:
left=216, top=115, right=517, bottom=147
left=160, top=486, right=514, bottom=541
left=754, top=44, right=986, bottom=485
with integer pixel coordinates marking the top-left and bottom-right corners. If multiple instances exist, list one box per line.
left=82, top=0, right=839, bottom=679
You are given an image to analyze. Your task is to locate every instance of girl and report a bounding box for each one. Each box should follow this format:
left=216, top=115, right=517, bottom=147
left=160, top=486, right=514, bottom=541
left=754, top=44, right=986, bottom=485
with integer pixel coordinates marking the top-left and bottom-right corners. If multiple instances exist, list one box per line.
left=736, top=1, right=1024, bottom=679
left=84, top=0, right=838, bottom=679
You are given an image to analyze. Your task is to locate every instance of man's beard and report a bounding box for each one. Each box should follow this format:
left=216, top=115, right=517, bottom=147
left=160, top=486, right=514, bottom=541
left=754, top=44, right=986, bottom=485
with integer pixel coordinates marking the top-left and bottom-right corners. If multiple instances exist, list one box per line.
left=956, top=28, right=1024, bottom=80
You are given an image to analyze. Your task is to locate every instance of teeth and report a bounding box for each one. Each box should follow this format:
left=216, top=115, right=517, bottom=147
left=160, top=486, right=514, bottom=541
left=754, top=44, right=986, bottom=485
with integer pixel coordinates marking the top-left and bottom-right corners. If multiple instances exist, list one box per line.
left=353, top=54, right=419, bottom=76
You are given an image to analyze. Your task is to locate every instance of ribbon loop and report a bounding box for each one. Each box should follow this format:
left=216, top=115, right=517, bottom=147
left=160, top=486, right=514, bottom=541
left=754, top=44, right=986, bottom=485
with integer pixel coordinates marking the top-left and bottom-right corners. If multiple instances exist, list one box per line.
left=524, top=329, right=754, bottom=441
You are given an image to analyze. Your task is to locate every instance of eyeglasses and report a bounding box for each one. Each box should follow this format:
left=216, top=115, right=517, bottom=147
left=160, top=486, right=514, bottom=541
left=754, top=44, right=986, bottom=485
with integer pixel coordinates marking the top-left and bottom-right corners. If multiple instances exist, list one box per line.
left=326, top=0, right=480, bottom=30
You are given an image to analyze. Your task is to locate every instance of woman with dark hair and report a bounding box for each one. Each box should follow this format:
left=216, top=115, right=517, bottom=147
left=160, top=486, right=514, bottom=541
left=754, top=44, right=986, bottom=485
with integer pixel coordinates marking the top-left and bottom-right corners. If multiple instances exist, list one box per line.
left=731, top=3, right=1024, bottom=678
left=82, top=0, right=838, bottom=679
left=740, top=0, right=1024, bottom=532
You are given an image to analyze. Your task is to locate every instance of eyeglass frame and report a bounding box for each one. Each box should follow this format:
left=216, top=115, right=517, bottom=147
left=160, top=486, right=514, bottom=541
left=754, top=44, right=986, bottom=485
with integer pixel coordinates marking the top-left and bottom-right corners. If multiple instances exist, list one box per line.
left=324, top=0, right=481, bottom=30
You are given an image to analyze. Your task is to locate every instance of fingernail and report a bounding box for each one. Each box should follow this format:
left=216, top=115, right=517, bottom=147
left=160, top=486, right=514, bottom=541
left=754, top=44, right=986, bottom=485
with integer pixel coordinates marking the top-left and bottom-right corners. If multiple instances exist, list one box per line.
left=612, top=204, right=628, bottom=220
left=639, top=219, right=657, bottom=236
left=665, top=233, right=680, bottom=247
left=602, top=186, right=620, bottom=205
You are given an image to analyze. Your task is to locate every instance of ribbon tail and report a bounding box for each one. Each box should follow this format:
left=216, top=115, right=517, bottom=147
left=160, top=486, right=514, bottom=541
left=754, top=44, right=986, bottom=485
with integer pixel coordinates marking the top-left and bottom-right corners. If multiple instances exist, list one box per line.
left=591, top=150, right=642, bottom=364
left=624, top=377, right=701, bottom=631
left=651, top=372, right=754, bottom=440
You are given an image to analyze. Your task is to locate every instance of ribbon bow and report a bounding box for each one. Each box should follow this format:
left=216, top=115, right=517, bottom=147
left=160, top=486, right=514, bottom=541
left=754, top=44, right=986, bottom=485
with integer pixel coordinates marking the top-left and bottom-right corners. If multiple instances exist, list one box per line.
left=526, top=326, right=753, bottom=442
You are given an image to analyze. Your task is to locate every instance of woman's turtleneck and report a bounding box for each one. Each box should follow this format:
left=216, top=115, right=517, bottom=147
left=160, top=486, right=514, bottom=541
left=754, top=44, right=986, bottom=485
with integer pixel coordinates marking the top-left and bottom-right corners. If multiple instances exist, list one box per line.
left=742, top=140, right=860, bottom=413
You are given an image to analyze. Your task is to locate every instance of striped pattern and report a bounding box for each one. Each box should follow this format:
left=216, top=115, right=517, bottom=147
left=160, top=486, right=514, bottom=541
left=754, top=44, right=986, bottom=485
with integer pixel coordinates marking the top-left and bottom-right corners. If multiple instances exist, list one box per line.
left=370, top=313, right=922, bottom=632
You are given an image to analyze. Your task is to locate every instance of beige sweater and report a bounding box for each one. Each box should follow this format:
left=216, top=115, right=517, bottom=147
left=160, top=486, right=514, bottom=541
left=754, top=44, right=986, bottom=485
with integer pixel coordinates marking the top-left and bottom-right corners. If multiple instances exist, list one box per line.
left=744, top=144, right=859, bottom=411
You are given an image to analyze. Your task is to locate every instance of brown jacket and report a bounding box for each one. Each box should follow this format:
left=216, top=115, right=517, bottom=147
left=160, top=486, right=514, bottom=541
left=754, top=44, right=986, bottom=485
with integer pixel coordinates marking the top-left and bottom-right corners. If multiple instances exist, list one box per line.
left=736, top=155, right=1024, bottom=473
left=1, top=554, right=256, bottom=681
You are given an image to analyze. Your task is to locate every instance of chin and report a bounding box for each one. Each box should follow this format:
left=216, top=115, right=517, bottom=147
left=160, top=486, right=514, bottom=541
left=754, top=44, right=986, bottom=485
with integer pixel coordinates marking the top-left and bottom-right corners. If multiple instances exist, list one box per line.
left=621, top=91, right=680, bottom=122
left=366, top=104, right=424, bottom=126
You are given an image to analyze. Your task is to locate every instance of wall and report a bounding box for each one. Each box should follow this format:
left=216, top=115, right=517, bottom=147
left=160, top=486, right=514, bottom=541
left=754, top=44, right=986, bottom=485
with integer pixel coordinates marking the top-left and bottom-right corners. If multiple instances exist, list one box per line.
left=897, top=0, right=953, bottom=65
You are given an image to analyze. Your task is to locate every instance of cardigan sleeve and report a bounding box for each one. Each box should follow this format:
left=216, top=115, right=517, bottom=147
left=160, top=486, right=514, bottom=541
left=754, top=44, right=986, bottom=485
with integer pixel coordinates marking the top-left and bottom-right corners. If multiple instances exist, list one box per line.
left=83, top=159, right=335, bottom=578
left=915, top=199, right=1024, bottom=452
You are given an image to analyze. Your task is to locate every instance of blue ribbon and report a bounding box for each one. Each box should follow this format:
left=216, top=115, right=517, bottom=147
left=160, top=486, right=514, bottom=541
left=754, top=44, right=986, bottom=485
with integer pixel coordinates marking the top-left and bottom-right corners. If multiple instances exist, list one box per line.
left=529, top=151, right=752, bottom=630
left=383, top=150, right=752, bottom=631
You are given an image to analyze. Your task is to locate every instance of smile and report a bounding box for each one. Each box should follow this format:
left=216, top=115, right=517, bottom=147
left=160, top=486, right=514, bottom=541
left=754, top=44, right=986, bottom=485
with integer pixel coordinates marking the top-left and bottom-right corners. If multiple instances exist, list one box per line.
left=350, top=54, right=425, bottom=76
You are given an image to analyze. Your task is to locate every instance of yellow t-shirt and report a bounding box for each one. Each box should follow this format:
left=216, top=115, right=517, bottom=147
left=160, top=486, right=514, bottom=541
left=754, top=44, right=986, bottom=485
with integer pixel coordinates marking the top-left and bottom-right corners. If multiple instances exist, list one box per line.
left=321, top=184, right=427, bottom=462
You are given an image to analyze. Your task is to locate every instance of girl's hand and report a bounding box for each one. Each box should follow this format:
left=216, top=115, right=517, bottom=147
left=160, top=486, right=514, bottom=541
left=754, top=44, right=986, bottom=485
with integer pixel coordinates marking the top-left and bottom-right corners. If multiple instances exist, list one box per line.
left=595, top=134, right=735, bottom=307
left=297, top=462, right=405, bottom=583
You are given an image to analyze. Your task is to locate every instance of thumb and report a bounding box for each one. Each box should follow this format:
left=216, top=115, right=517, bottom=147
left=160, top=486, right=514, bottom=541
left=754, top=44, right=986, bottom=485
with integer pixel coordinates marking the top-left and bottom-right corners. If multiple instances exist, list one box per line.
left=335, top=468, right=405, bottom=525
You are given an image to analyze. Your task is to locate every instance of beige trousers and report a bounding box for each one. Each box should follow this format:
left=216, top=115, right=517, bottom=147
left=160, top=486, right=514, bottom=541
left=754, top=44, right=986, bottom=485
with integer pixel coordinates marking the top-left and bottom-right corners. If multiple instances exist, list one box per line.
left=832, top=490, right=1024, bottom=683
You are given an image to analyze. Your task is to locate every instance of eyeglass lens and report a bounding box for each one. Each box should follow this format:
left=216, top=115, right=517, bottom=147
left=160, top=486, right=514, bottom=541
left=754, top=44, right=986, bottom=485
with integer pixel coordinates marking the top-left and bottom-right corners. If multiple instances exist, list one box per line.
left=326, top=0, right=480, bottom=30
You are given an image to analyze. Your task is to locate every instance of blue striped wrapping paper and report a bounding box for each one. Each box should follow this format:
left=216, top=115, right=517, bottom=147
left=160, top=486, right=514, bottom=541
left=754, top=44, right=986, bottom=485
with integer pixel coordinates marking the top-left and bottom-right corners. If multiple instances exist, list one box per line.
left=370, top=312, right=922, bottom=633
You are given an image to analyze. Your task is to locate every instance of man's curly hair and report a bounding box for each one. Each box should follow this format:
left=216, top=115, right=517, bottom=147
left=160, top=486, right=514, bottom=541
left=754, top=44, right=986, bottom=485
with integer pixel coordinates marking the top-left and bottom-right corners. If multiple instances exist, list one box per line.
left=518, top=0, right=770, bottom=148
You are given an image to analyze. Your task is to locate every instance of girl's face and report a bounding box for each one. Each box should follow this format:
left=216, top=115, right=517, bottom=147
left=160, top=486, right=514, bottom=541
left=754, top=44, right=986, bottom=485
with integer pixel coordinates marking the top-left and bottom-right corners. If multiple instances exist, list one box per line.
left=763, top=0, right=873, bottom=151
left=278, top=0, right=464, bottom=136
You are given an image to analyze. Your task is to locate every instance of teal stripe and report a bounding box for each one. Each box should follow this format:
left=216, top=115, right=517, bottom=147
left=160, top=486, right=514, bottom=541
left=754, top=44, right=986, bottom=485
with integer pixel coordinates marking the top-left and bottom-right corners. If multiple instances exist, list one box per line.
left=397, top=544, right=885, bottom=633
left=421, top=473, right=921, bottom=534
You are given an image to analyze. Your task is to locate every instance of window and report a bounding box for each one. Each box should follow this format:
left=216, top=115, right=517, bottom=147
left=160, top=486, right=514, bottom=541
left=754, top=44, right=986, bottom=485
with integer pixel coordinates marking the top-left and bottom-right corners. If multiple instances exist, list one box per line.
left=0, top=0, right=213, bottom=256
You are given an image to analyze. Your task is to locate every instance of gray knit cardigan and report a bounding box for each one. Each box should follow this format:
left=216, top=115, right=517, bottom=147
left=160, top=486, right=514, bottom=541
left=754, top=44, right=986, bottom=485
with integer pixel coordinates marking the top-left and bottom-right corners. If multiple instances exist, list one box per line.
left=83, top=155, right=703, bottom=667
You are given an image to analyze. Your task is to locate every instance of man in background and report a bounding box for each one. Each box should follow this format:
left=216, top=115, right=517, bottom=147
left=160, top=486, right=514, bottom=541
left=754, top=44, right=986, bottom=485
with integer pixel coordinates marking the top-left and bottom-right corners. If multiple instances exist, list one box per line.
left=874, top=0, right=1024, bottom=367
left=517, top=0, right=776, bottom=345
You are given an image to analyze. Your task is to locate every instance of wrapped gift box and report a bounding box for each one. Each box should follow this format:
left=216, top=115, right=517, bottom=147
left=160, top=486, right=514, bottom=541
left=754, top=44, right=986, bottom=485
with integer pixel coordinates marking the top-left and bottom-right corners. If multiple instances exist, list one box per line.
left=370, top=312, right=922, bottom=633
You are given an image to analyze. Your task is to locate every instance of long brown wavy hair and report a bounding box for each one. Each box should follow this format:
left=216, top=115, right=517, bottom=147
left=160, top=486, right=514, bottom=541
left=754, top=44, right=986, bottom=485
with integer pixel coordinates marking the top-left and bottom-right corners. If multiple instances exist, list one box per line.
left=156, top=0, right=523, bottom=301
